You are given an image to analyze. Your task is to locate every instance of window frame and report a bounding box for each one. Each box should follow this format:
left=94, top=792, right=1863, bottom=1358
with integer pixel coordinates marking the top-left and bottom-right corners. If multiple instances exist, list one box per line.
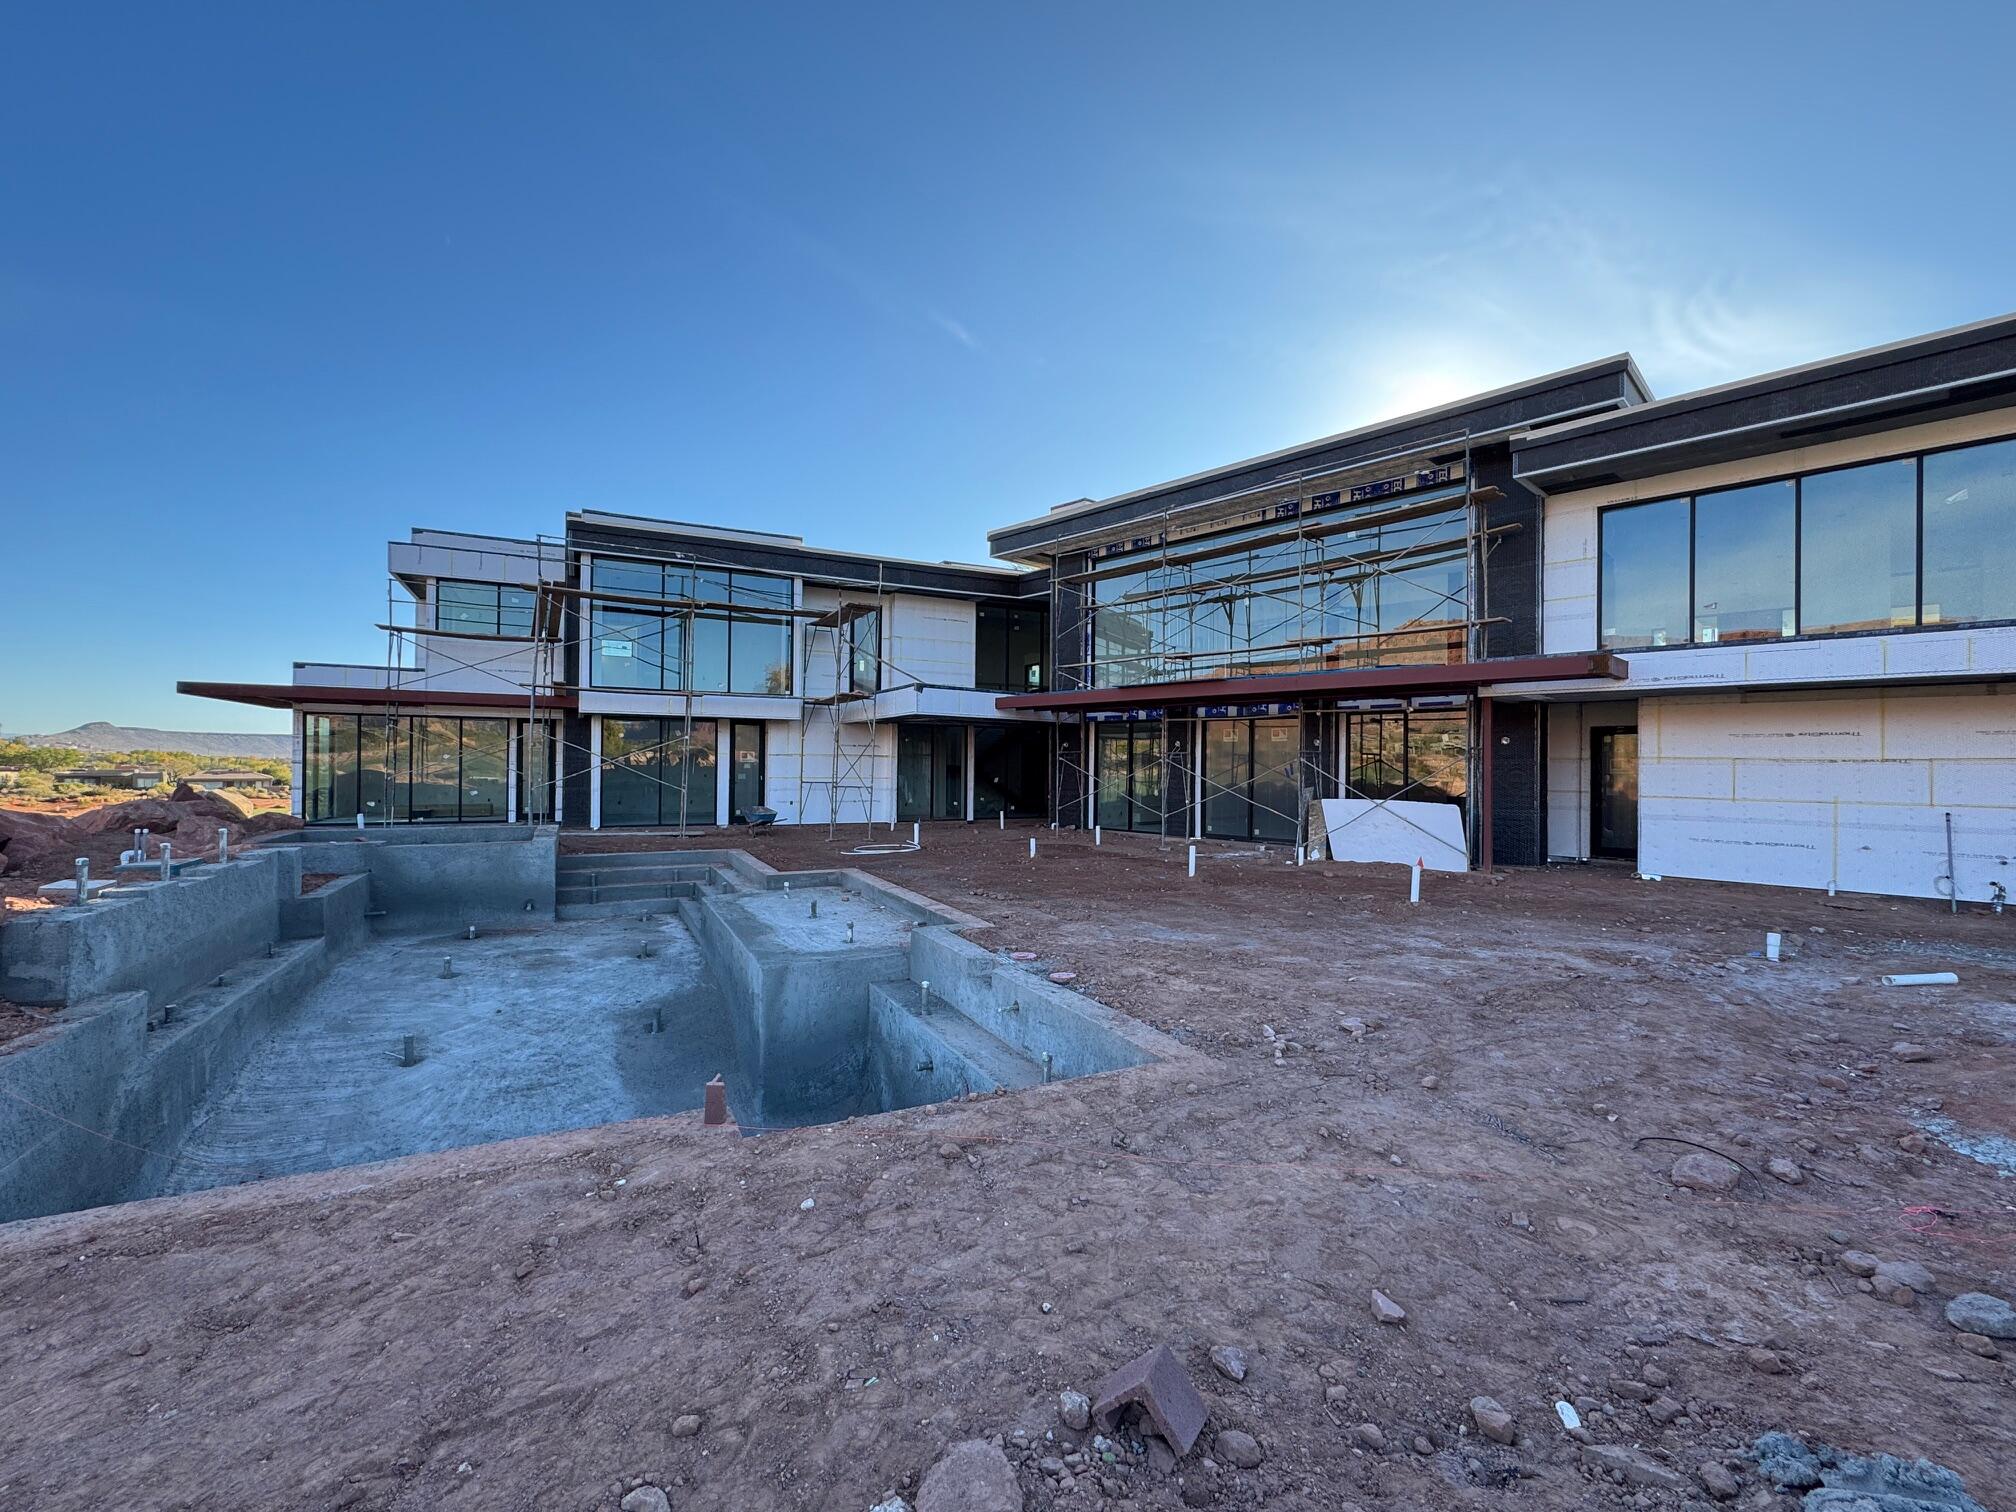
left=976, top=601, right=1050, bottom=692
left=435, top=579, right=537, bottom=638
left=1592, top=428, right=2016, bottom=653
left=584, top=557, right=796, bottom=694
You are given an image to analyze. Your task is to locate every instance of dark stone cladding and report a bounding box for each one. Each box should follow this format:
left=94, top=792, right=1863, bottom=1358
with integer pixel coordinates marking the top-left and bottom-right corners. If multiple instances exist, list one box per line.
left=1474, top=446, right=1538, bottom=660
left=987, top=359, right=1645, bottom=561
left=567, top=517, right=1049, bottom=602
left=1486, top=702, right=1546, bottom=868
left=560, top=710, right=593, bottom=827
left=1515, top=314, right=2016, bottom=490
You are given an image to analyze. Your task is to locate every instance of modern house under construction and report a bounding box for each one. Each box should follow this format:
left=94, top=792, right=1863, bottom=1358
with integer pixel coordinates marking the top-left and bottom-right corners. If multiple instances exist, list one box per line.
left=182, top=312, right=2016, bottom=902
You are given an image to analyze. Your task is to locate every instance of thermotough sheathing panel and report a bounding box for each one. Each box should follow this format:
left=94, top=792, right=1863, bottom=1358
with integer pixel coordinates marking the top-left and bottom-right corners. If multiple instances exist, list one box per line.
left=1319, top=798, right=1468, bottom=872
left=1637, top=691, right=2016, bottom=901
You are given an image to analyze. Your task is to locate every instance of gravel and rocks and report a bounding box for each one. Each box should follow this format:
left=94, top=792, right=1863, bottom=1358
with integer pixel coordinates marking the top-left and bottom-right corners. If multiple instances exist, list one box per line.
left=1944, top=1292, right=2016, bottom=1339
left=1212, top=1429, right=1263, bottom=1469
left=1670, top=1151, right=1742, bottom=1192
left=916, top=1440, right=1022, bottom=1512
left=1209, top=1344, right=1250, bottom=1382
left=1058, top=1390, right=1091, bottom=1431
left=1468, top=1395, right=1516, bottom=1445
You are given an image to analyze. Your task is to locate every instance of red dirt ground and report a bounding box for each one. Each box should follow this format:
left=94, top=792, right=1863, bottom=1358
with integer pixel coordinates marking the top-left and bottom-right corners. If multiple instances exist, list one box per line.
left=1, top=823, right=2011, bottom=1512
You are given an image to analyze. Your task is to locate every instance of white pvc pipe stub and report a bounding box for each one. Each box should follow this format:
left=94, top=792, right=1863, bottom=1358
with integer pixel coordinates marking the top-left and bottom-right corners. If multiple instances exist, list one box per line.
left=1881, top=971, right=1958, bottom=987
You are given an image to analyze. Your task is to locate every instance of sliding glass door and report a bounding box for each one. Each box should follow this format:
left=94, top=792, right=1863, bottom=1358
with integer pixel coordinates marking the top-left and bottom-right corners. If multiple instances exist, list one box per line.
left=1201, top=717, right=1298, bottom=841
left=600, top=717, right=719, bottom=827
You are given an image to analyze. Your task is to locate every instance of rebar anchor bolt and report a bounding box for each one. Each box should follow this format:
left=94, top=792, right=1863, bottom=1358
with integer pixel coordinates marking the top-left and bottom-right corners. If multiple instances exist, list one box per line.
left=440, top=956, right=455, bottom=979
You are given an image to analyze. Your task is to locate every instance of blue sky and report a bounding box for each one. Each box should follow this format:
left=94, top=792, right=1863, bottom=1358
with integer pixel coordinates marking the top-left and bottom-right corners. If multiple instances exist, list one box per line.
left=3, top=2, right=2012, bottom=734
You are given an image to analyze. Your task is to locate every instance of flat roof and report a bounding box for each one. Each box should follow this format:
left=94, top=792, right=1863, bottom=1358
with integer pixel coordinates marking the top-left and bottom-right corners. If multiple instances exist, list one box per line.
left=1514, top=311, right=2016, bottom=490
left=986, top=355, right=1650, bottom=563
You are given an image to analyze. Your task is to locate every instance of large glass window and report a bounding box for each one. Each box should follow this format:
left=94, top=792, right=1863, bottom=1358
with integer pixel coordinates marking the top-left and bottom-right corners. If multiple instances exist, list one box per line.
left=1202, top=717, right=1299, bottom=841
left=1599, top=498, right=1690, bottom=649
left=1086, top=483, right=1469, bottom=689
left=303, top=714, right=523, bottom=824
left=1923, top=438, right=2016, bottom=625
left=977, top=604, right=1048, bottom=691
left=848, top=609, right=881, bottom=694
left=600, top=717, right=719, bottom=827
left=1343, top=709, right=1467, bottom=805
left=1800, top=460, right=1917, bottom=635
left=436, top=580, right=536, bottom=637
left=1092, top=723, right=1170, bottom=833
left=1597, top=432, right=2016, bottom=653
left=586, top=558, right=794, bottom=694
left=1692, top=480, right=1794, bottom=644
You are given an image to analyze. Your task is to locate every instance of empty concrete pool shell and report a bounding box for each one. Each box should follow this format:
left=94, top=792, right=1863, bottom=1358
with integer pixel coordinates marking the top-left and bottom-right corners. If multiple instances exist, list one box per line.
left=0, top=834, right=1183, bottom=1223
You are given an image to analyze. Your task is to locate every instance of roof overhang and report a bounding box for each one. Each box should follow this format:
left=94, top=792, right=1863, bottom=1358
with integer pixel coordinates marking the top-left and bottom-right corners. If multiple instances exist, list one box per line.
left=992, top=653, right=1627, bottom=713
left=987, top=356, right=1649, bottom=564
left=1515, top=312, right=2016, bottom=493
left=177, top=681, right=578, bottom=712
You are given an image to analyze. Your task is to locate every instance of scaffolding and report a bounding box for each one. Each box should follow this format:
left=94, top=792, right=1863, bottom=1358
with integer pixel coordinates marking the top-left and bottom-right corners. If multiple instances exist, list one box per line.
left=799, top=599, right=885, bottom=837
left=1041, top=432, right=1517, bottom=866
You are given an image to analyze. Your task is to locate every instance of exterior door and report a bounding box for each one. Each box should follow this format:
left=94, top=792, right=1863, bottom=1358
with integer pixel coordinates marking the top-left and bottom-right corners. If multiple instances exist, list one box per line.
left=729, top=720, right=765, bottom=821
left=1590, top=727, right=1639, bottom=860
left=896, top=725, right=966, bottom=820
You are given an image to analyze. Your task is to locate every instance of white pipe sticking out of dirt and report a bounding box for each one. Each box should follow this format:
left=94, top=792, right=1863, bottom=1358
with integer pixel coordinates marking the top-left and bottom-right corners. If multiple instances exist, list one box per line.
left=1881, top=971, right=1959, bottom=986
left=1408, top=858, right=1421, bottom=905
left=1766, top=932, right=1782, bottom=962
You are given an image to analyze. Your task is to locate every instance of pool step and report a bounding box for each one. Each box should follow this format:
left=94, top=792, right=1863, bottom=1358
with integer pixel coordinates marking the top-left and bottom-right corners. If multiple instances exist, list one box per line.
left=867, top=980, right=1046, bottom=1092
left=556, top=857, right=718, bottom=908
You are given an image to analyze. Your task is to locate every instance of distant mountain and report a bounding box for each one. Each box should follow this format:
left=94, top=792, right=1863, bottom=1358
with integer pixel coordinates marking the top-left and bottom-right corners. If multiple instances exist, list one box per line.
left=11, top=723, right=292, bottom=759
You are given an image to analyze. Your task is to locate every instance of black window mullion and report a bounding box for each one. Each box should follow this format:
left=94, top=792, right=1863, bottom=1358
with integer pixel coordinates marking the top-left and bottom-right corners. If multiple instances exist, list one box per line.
left=1792, top=481, right=1803, bottom=635
left=1914, top=455, right=1925, bottom=627
left=1686, top=497, right=1696, bottom=645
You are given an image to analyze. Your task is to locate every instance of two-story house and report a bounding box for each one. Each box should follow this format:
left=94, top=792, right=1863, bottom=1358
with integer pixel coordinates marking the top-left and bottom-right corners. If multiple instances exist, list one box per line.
left=182, top=312, right=2016, bottom=902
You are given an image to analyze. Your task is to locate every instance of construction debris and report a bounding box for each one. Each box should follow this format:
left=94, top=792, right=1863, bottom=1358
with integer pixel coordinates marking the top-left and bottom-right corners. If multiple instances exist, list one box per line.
left=1090, top=1344, right=1208, bottom=1456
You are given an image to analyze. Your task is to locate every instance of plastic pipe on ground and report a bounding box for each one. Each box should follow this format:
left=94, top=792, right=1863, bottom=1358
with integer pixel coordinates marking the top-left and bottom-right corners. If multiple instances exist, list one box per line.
left=1187, top=845, right=1196, bottom=878
left=1880, top=972, right=1958, bottom=986
left=1409, top=858, right=1422, bottom=905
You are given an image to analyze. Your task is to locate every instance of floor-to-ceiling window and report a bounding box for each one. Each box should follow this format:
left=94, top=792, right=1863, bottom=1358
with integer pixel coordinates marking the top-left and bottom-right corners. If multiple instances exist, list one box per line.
left=897, top=725, right=965, bottom=820
left=1085, top=475, right=1469, bottom=689
left=972, top=724, right=1048, bottom=818
left=600, top=717, right=718, bottom=827
left=1200, top=717, right=1299, bottom=841
left=303, top=714, right=521, bottom=824
left=1092, top=722, right=1170, bottom=834
left=1599, top=432, right=2016, bottom=650
left=586, top=558, right=794, bottom=695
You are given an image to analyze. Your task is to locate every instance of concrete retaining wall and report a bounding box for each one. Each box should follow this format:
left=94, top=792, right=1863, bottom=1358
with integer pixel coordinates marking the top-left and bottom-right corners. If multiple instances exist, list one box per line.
left=0, top=938, right=329, bottom=1223
left=908, top=928, right=1166, bottom=1081
left=680, top=888, right=910, bottom=1127
left=280, top=873, right=372, bottom=953
left=0, top=992, right=147, bottom=1223
left=0, top=850, right=295, bottom=1010
left=272, top=828, right=557, bottom=927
